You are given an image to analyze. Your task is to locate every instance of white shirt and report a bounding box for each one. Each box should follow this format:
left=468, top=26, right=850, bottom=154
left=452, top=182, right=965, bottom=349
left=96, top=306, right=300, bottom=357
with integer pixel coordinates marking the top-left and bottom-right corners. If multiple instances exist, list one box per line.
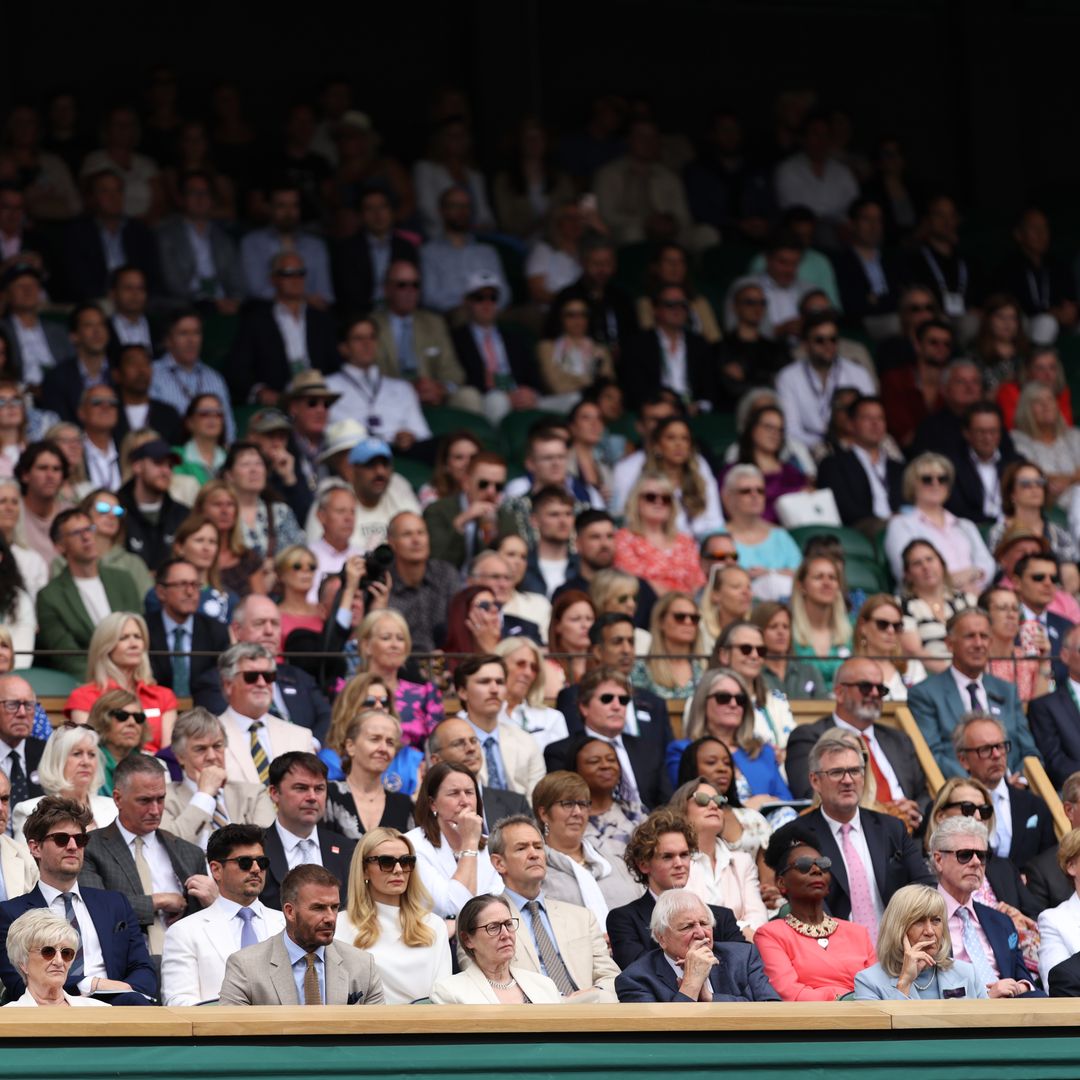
left=11, top=318, right=56, bottom=385
left=971, top=449, right=1002, bottom=520
left=39, top=880, right=107, bottom=993
left=774, top=153, right=860, bottom=223
left=403, top=825, right=502, bottom=918
left=949, top=666, right=986, bottom=713
left=775, top=357, right=876, bottom=449
left=272, top=302, right=308, bottom=368
left=325, top=365, right=432, bottom=442
left=990, top=776, right=1014, bottom=858
left=537, top=555, right=569, bottom=597
left=111, top=314, right=152, bottom=347
left=223, top=707, right=274, bottom=763
left=116, top=821, right=183, bottom=895
left=851, top=445, right=892, bottom=521
left=583, top=725, right=640, bottom=802
left=83, top=437, right=121, bottom=491
left=833, top=714, right=905, bottom=800
left=275, top=820, right=323, bottom=870
left=124, top=402, right=150, bottom=432
left=181, top=776, right=220, bottom=850
left=73, top=575, right=112, bottom=625
left=821, top=808, right=885, bottom=921
left=657, top=329, right=689, bottom=398
left=305, top=474, right=421, bottom=552
left=307, top=535, right=365, bottom=604
left=756, top=274, right=811, bottom=340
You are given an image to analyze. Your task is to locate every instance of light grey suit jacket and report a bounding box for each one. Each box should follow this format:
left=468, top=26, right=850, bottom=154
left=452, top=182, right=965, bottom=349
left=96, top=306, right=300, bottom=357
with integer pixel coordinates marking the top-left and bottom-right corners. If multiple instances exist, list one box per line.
left=372, top=309, right=465, bottom=386
left=161, top=780, right=277, bottom=846
left=218, top=930, right=384, bottom=1005
left=157, top=215, right=245, bottom=302
left=0, top=834, right=38, bottom=898
left=853, top=959, right=987, bottom=1000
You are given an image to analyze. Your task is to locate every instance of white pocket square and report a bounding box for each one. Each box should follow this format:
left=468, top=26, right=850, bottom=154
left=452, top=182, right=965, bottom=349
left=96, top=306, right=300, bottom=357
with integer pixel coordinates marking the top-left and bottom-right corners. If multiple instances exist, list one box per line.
left=1026, top=814, right=1038, bottom=829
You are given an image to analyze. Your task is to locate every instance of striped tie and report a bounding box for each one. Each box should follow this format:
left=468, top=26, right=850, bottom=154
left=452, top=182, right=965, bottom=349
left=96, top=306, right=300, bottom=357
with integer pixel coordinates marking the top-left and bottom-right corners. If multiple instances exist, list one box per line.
left=524, top=899, right=577, bottom=996
left=211, top=793, right=230, bottom=830
left=249, top=724, right=270, bottom=786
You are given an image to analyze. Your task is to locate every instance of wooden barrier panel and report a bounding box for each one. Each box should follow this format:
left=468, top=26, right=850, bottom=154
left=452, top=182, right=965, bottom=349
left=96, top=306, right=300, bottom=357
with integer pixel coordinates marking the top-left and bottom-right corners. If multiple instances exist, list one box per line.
left=1025, top=755, right=1070, bottom=839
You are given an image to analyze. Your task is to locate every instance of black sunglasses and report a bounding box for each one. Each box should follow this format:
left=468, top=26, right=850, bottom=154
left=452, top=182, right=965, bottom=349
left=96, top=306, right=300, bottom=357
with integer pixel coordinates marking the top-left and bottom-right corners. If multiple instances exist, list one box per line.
left=597, top=693, right=631, bottom=706
left=363, top=854, right=418, bottom=871
left=241, top=671, right=277, bottom=685
left=941, top=848, right=989, bottom=865
left=779, top=855, right=832, bottom=876
left=838, top=681, right=890, bottom=698
left=731, top=643, right=767, bottom=657
left=872, top=618, right=903, bottom=633
left=1029, top=572, right=1061, bottom=584
left=42, top=831, right=89, bottom=848
left=710, top=691, right=748, bottom=708
left=671, top=611, right=701, bottom=624
left=275, top=267, right=307, bottom=278
left=361, top=696, right=390, bottom=709
left=219, top=855, right=271, bottom=871
left=110, top=709, right=147, bottom=725
left=943, top=801, right=994, bottom=821
left=476, top=478, right=506, bottom=493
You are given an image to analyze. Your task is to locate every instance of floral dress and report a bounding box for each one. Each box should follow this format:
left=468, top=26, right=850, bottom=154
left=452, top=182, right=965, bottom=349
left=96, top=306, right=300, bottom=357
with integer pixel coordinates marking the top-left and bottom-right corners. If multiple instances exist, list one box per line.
left=396, top=678, right=445, bottom=748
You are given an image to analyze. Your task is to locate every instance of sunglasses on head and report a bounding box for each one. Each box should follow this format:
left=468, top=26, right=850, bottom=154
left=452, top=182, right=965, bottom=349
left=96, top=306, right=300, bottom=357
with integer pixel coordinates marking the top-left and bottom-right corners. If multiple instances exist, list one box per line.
left=42, top=831, right=89, bottom=848
left=93, top=501, right=125, bottom=517
left=219, top=855, right=271, bottom=871
left=671, top=611, right=701, bottom=624
left=597, top=692, right=631, bottom=706
left=241, top=670, right=277, bottom=685
left=731, top=643, right=766, bottom=657
left=37, top=946, right=77, bottom=963
left=838, top=681, right=890, bottom=698
left=780, top=855, right=832, bottom=876
left=363, top=854, right=418, bottom=872
left=109, top=709, right=147, bottom=725
left=641, top=491, right=673, bottom=505
left=710, top=691, right=748, bottom=708
left=943, top=801, right=993, bottom=821
left=941, top=848, right=989, bottom=865
left=691, top=791, right=728, bottom=808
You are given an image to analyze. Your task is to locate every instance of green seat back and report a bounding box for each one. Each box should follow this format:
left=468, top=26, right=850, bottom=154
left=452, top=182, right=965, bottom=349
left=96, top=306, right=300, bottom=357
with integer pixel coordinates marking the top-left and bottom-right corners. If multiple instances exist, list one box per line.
left=499, top=408, right=566, bottom=467
left=422, top=406, right=499, bottom=450
left=788, top=524, right=877, bottom=562
left=14, top=667, right=81, bottom=696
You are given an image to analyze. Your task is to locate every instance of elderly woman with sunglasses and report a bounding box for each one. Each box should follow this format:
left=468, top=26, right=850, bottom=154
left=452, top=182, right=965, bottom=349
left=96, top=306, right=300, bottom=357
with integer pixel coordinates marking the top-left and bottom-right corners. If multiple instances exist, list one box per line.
left=754, top=825, right=877, bottom=1000
left=4, top=909, right=111, bottom=1008
left=884, top=452, right=996, bottom=593
left=86, top=688, right=147, bottom=796
left=854, top=593, right=927, bottom=701
left=336, top=827, right=451, bottom=1004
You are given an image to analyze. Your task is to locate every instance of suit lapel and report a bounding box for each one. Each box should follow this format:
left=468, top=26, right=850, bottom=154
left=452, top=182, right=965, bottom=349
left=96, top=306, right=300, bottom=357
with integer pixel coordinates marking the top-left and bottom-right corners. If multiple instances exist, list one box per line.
left=324, top=943, right=347, bottom=1005
left=973, top=901, right=1009, bottom=974
left=102, top=824, right=145, bottom=896
left=860, top=810, right=889, bottom=900
left=652, top=949, right=682, bottom=996
left=943, top=677, right=966, bottom=731
left=59, top=572, right=93, bottom=643
left=263, top=826, right=289, bottom=892
left=269, top=935, right=300, bottom=1005
left=809, top=812, right=848, bottom=898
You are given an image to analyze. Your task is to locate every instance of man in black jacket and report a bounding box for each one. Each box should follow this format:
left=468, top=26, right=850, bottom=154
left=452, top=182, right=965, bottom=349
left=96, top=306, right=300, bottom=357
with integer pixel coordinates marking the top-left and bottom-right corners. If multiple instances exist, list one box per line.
left=112, top=344, right=183, bottom=447
left=116, top=439, right=189, bottom=573
left=945, top=402, right=1021, bottom=526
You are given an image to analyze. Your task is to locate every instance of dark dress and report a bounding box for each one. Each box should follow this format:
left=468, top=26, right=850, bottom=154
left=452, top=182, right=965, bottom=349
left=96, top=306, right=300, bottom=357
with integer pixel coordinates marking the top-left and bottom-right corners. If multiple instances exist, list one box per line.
left=323, top=780, right=414, bottom=840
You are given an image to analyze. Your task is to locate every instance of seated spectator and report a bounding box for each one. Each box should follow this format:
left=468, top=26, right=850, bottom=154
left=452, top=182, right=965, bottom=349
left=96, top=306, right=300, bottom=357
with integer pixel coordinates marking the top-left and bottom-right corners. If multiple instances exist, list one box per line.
left=80, top=105, right=163, bottom=221
left=335, top=826, right=450, bottom=1004
left=405, top=762, right=501, bottom=918
left=997, top=346, right=1073, bottom=432
left=4, top=105, right=80, bottom=220
left=112, top=343, right=183, bottom=448
left=3, top=909, right=111, bottom=1008
left=832, top=196, right=902, bottom=322
left=40, top=304, right=111, bottom=426
left=3, top=265, right=68, bottom=391
left=418, top=430, right=480, bottom=509
left=855, top=883, right=986, bottom=1000
left=720, top=465, right=801, bottom=602
left=191, top=481, right=264, bottom=598
left=488, top=540, right=552, bottom=640
left=636, top=243, right=721, bottom=343
left=774, top=111, right=858, bottom=236
left=0, top=378, right=31, bottom=482
left=172, top=394, right=227, bottom=486
left=86, top=689, right=149, bottom=795
left=750, top=601, right=828, bottom=700
left=642, top=417, right=724, bottom=539
left=788, top=555, right=853, bottom=693
left=538, top=295, right=615, bottom=410
left=884, top=453, right=996, bottom=594
left=667, top=667, right=791, bottom=804
left=907, top=195, right=977, bottom=323
left=853, top=595, right=927, bottom=701
left=243, top=405, right=316, bottom=527
left=946, top=403, right=1022, bottom=528
left=1011, top=382, right=1080, bottom=537
left=524, top=200, right=588, bottom=306
left=423, top=450, right=505, bottom=572
left=713, top=621, right=795, bottom=751
left=564, top=734, right=645, bottom=862
left=381, top=511, right=456, bottom=653
left=615, top=473, right=706, bottom=598
left=748, top=231, right=816, bottom=342
left=220, top=441, right=304, bottom=559
left=521, top=487, right=577, bottom=600
left=720, top=404, right=806, bottom=525
left=996, top=208, right=1078, bottom=332
left=274, top=544, right=323, bottom=649
left=532, top=770, right=640, bottom=922
left=495, top=636, right=568, bottom=751
left=10, top=724, right=116, bottom=842
left=160, top=823, right=284, bottom=1005
left=911, top=358, right=983, bottom=461
left=115, top=438, right=189, bottom=573
left=754, top=826, right=877, bottom=1000
left=896, top=539, right=975, bottom=668
left=372, top=260, right=478, bottom=413
left=1009, top=552, right=1075, bottom=683
left=983, top=585, right=1052, bottom=706
left=671, top=778, right=768, bottom=936
left=105, top=266, right=158, bottom=366
left=881, top=318, right=953, bottom=450
left=994, top=526, right=1080, bottom=625
left=443, top=583, right=510, bottom=661
left=62, top=170, right=160, bottom=302
left=1036, top=829, right=1080, bottom=988
left=413, top=115, right=495, bottom=237
left=149, top=309, right=236, bottom=443
left=565, top=399, right=616, bottom=507
left=973, top=294, right=1031, bottom=397
left=716, top=278, right=791, bottom=400
left=631, top=592, right=705, bottom=702
left=492, top=117, right=575, bottom=242
left=239, top=180, right=333, bottom=306
left=700, top=565, right=753, bottom=651
left=0, top=678, right=49, bottom=810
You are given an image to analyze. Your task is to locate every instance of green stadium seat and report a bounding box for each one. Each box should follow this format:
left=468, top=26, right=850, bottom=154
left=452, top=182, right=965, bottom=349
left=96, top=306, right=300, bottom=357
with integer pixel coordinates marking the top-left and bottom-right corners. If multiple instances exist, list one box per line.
left=201, top=312, right=239, bottom=370
left=688, top=412, right=738, bottom=459
left=788, top=524, right=877, bottom=562
left=14, top=666, right=80, bottom=696
left=843, top=556, right=891, bottom=595
left=613, top=242, right=652, bottom=294
left=394, top=456, right=433, bottom=493
left=233, top=404, right=261, bottom=438
left=499, top=408, right=566, bottom=466
left=700, top=243, right=761, bottom=295
left=1047, top=505, right=1070, bottom=530
left=422, top=406, right=499, bottom=449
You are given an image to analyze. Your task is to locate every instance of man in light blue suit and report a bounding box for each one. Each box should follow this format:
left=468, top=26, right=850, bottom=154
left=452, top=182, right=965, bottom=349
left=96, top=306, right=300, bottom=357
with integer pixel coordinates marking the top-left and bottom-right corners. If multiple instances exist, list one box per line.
left=907, top=609, right=1039, bottom=778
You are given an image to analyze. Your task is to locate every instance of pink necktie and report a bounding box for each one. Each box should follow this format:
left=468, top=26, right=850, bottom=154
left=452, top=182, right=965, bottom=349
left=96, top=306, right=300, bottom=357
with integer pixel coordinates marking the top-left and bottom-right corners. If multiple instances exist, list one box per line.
left=840, top=822, right=878, bottom=939
left=482, top=331, right=499, bottom=390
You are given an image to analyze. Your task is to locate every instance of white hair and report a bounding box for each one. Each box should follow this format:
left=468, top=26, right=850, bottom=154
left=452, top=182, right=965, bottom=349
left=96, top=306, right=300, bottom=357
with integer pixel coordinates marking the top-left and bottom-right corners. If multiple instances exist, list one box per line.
left=5, top=909, right=79, bottom=976
left=649, top=888, right=714, bottom=942
left=37, top=725, right=104, bottom=796
left=929, top=814, right=989, bottom=854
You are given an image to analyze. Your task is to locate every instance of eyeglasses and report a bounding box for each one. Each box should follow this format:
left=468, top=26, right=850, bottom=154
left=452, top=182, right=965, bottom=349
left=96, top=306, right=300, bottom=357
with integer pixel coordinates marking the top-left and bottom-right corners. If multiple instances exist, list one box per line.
left=194, top=408, right=225, bottom=419
left=872, top=618, right=903, bottom=633
left=640, top=492, right=673, bottom=505
left=361, top=696, right=390, bottom=709
left=658, top=299, right=689, bottom=310
left=290, top=562, right=318, bottom=572
left=390, top=279, right=420, bottom=289
left=779, top=855, right=832, bottom=876
left=988, top=602, right=1020, bottom=615
left=563, top=308, right=589, bottom=318
left=240, top=670, right=277, bottom=685
left=691, top=791, right=728, bottom=808
left=597, top=692, right=631, bottom=706
left=161, top=579, right=200, bottom=591
left=710, top=691, right=748, bottom=708
left=110, top=709, right=147, bottom=725
left=707, top=552, right=738, bottom=563
left=87, top=396, right=118, bottom=408
left=477, top=918, right=520, bottom=936
left=475, top=600, right=504, bottom=613
left=63, top=525, right=97, bottom=541
left=943, top=801, right=994, bottom=821
left=919, top=474, right=949, bottom=486
left=671, top=611, right=701, bottom=625
left=838, top=681, right=890, bottom=698
left=940, top=848, right=989, bottom=865
left=816, top=766, right=866, bottom=781
left=302, top=398, right=330, bottom=409
left=810, top=334, right=838, bottom=345
left=615, top=593, right=637, bottom=604
left=476, top=478, right=505, bottom=493
left=468, top=290, right=499, bottom=303
left=0, top=396, right=22, bottom=408
left=555, top=799, right=590, bottom=811
left=961, top=740, right=1010, bottom=759
left=0, top=699, right=35, bottom=714
left=42, top=831, right=89, bottom=848
left=736, top=487, right=765, bottom=496
left=219, top=855, right=271, bottom=871
left=1028, top=572, right=1061, bottom=584
left=93, top=501, right=125, bottom=517
left=1016, top=477, right=1047, bottom=489
left=36, top=946, right=77, bottom=963
left=275, top=267, right=307, bottom=278
left=737, top=296, right=766, bottom=307
left=731, top=643, right=767, bottom=657
left=363, top=854, right=417, bottom=872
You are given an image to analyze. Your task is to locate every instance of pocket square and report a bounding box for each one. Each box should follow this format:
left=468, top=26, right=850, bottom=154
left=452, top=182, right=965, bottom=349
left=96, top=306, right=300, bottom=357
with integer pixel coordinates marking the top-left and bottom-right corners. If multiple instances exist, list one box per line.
left=114, top=921, right=127, bottom=933
left=346, top=991, right=364, bottom=1005
left=1008, top=932, right=1019, bottom=950
left=1026, top=814, right=1038, bottom=829
left=942, top=987, right=966, bottom=999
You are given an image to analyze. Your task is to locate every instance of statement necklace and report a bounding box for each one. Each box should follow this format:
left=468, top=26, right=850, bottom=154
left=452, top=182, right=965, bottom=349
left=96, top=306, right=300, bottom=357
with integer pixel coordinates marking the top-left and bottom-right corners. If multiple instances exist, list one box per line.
left=487, top=976, right=518, bottom=990
left=785, top=912, right=839, bottom=949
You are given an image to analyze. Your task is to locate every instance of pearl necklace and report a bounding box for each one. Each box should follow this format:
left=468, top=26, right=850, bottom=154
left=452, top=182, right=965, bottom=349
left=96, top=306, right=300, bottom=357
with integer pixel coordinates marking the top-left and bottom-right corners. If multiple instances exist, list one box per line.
left=486, top=975, right=518, bottom=990
left=785, top=913, right=839, bottom=949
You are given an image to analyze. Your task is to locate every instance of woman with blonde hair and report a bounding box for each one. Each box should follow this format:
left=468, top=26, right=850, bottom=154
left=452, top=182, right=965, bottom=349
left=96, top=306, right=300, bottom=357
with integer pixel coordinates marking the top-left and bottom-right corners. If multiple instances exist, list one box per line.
left=631, top=591, right=706, bottom=701
left=789, top=555, right=852, bottom=692
left=1011, top=381, right=1080, bottom=532
left=192, top=479, right=264, bottom=598
left=87, top=688, right=147, bottom=794
left=43, top=422, right=90, bottom=507
left=700, top=563, right=754, bottom=652
left=853, top=593, right=927, bottom=700
left=495, top=636, right=568, bottom=750
left=588, top=568, right=651, bottom=654
left=273, top=542, right=323, bottom=649
left=854, top=884, right=984, bottom=999
left=65, top=612, right=178, bottom=752
left=614, top=472, right=706, bottom=597
left=336, top=827, right=450, bottom=1004
left=645, top=416, right=724, bottom=540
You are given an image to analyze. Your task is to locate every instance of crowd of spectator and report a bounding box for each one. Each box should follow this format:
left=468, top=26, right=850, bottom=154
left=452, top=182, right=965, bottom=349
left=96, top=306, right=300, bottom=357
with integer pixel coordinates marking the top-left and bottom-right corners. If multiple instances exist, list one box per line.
left=3, top=77, right=1080, bottom=1011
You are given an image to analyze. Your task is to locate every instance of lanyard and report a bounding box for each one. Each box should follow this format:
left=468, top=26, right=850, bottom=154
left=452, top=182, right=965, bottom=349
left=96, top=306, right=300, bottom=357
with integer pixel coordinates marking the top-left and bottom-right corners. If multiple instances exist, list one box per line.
left=921, top=246, right=967, bottom=297
left=802, top=360, right=838, bottom=428
left=1025, top=266, right=1049, bottom=310
left=339, top=365, right=382, bottom=407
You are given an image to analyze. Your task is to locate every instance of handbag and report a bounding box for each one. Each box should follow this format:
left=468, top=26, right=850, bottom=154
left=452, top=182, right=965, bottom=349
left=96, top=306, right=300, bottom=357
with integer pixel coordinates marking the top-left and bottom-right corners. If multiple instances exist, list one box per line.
left=774, top=489, right=841, bottom=528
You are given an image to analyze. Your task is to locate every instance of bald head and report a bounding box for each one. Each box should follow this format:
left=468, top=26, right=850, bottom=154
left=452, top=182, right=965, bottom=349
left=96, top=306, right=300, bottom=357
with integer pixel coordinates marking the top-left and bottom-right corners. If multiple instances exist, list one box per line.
left=0, top=674, right=35, bottom=747
left=833, top=658, right=885, bottom=729
left=428, top=718, right=482, bottom=774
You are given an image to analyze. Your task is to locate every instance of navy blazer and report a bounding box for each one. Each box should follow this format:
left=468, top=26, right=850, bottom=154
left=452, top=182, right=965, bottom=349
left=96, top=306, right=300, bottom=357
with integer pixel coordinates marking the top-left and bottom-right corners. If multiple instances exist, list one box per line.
left=772, top=808, right=935, bottom=922
left=946, top=441, right=1021, bottom=526
left=555, top=685, right=671, bottom=757
left=816, top=449, right=904, bottom=527
left=907, top=670, right=1040, bottom=778
left=605, top=891, right=743, bottom=971
left=1024, top=611, right=1074, bottom=685
left=615, top=941, right=779, bottom=1002
left=39, top=358, right=114, bottom=425
left=618, top=328, right=716, bottom=411
left=544, top=729, right=671, bottom=811
left=259, top=824, right=355, bottom=911
left=452, top=322, right=544, bottom=395
left=62, top=215, right=161, bottom=301
left=0, top=884, right=157, bottom=1003
left=1028, top=683, right=1080, bottom=787
left=1002, top=782, right=1057, bottom=869
left=974, top=899, right=1045, bottom=994
left=146, top=610, right=231, bottom=698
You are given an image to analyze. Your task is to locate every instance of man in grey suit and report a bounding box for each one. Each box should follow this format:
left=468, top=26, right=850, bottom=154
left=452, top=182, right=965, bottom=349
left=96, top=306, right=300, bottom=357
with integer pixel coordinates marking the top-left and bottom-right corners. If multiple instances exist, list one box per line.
left=219, top=864, right=384, bottom=1005
left=157, top=171, right=245, bottom=312
left=786, top=657, right=926, bottom=829
left=79, top=755, right=213, bottom=956
left=907, top=608, right=1040, bottom=778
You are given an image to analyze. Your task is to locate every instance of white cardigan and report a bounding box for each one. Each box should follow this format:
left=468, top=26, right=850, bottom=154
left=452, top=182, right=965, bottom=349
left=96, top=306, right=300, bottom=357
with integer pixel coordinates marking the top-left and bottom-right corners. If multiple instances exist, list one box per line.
left=1037, top=890, right=1080, bottom=987
left=430, top=961, right=563, bottom=1005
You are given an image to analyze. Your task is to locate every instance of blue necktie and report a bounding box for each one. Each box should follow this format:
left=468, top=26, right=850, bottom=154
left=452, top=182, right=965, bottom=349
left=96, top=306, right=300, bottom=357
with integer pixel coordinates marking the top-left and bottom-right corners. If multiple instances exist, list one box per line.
left=237, top=906, right=258, bottom=949
left=171, top=626, right=190, bottom=697
left=483, top=736, right=506, bottom=790
left=958, top=906, right=997, bottom=991
left=62, top=892, right=85, bottom=984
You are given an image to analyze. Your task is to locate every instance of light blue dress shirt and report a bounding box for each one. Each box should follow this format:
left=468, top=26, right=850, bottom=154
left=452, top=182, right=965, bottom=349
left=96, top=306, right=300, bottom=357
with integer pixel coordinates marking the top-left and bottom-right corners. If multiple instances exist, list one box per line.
left=503, top=887, right=559, bottom=978
left=283, top=932, right=326, bottom=1004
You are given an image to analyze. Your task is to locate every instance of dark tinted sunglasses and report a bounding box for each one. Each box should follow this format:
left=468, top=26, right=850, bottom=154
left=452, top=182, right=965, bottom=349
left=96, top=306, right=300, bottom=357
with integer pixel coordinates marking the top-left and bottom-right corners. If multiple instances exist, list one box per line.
left=219, top=855, right=271, bottom=871
left=872, top=618, right=903, bottom=633
left=597, top=693, right=631, bottom=706
left=363, top=854, right=418, bottom=871
left=476, top=478, right=505, bottom=493
left=37, top=946, right=77, bottom=962
left=110, top=709, right=147, bottom=725
left=942, top=848, right=989, bottom=865
left=731, top=643, right=767, bottom=657
left=943, top=801, right=993, bottom=821
left=710, top=691, right=748, bottom=708
left=780, top=855, right=832, bottom=876
left=838, top=681, right=890, bottom=698
left=671, top=611, right=701, bottom=624
left=241, top=670, right=277, bottom=685
left=43, top=831, right=89, bottom=848
left=1029, top=572, right=1060, bottom=584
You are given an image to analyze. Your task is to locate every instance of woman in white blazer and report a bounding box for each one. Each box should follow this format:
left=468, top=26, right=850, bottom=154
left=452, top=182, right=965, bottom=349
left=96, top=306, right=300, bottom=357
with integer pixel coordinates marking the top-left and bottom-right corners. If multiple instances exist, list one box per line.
left=1037, top=830, right=1080, bottom=987
left=6, top=909, right=111, bottom=1008
left=430, top=894, right=563, bottom=1005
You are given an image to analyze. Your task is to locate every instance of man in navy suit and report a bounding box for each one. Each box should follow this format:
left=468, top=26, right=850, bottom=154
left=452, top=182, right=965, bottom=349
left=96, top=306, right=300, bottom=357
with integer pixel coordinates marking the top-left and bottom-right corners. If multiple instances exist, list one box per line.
left=615, top=888, right=778, bottom=1002
left=0, top=797, right=156, bottom=1004
left=545, top=669, right=671, bottom=811
left=931, top=815, right=1043, bottom=996
left=945, top=403, right=1021, bottom=526
left=1029, top=628, right=1080, bottom=787
left=1014, top=553, right=1075, bottom=682
left=606, top=808, right=743, bottom=970
left=953, top=713, right=1056, bottom=869
left=39, top=303, right=113, bottom=424
left=907, top=608, right=1040, bottom=778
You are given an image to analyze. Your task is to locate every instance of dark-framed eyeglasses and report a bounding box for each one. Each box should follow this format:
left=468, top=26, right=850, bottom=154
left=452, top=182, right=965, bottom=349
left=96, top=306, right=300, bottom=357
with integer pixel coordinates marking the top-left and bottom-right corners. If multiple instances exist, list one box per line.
left=919, top=474, right=949, bottom=486
left=943, top=801, right=993, bottom=821
left=476, top=478, right=506, bottom=493
left=478, top=918, right=519, bottom=937
left=218, top=855, right=271, bottom=871
left=815, top=766, right=866, bottom=782
left=0, top=699, right=35, bottom=714
left=1028, top=572, right=1060, bottom=584
left=641, top=491, right=673, bottom=505
left=555, top=799, right=590, bottom=811
left=363, top=854, right=417, bottom=872
left=810, top=334, right=838, bottom=345
left=961, top=740, right=1010, bottom=760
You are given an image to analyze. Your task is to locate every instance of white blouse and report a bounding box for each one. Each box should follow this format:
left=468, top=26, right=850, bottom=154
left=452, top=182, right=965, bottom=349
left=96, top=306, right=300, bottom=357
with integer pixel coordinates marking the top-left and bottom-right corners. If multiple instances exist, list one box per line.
left=686, top=840, right=769, bottom=930
left=336, top=903, right=451, bottom=1004
left=404, top=827, right=503, bottom=917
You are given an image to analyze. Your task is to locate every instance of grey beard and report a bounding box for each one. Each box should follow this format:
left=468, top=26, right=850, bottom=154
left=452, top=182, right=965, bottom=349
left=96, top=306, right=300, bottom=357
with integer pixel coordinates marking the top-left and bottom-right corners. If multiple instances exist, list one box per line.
left=852, top=702, right=882, bottom=725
